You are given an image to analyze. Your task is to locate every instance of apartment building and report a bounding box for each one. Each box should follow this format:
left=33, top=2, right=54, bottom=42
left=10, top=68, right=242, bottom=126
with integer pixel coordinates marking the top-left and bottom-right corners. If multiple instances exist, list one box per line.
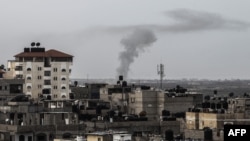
left=0, top=79, right=24, bottom=101
left=5, top=43, right=73, bottom=100
left=0, top=98, right=84, bottom=141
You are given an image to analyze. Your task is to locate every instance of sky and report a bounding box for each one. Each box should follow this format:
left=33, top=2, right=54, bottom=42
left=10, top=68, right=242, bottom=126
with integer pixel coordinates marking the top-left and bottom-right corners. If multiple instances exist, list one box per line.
left=0, top=0, right=250, bottom=80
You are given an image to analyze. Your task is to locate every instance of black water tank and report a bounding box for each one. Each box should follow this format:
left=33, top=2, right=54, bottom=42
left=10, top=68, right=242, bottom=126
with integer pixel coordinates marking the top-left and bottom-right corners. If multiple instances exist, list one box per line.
left=122, top=81, right=127, bottom=87
left=24, top=48, right=30, bottom=52
left=119, top=75, right=123, bottom=81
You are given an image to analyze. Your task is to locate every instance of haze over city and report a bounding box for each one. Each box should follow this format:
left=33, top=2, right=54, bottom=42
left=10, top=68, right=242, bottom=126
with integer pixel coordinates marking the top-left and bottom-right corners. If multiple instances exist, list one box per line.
left=1, top=0, right=250, bottom=80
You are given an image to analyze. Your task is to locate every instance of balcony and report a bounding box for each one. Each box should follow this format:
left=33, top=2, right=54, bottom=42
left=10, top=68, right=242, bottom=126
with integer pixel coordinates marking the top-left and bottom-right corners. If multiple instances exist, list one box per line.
left=42, top=89, right=51, bottom=95
left=43, top=107, right=72, bottom=112
left=15, top=66, right=23, bottom=71
left=44, top=80, right=51, bottom=85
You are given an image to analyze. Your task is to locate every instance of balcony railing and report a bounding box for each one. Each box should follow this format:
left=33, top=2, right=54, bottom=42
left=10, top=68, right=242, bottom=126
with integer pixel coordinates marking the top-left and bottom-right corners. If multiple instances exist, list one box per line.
left=43, top=107, right=72, bottom=112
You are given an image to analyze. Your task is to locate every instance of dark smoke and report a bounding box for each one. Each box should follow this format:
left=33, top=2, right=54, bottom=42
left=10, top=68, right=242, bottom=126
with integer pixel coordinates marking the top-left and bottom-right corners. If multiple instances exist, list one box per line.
left=160, top=9, right=250, bottom=32
left=87, top=9, right=249, bottom=79
left=116, top=28, right=157, bottom=79
left=102, top=9, right=249, bottom=33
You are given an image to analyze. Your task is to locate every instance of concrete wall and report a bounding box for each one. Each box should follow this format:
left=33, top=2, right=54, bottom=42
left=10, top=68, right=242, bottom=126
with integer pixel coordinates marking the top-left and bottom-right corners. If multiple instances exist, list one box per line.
left=164, top=94, right=203, bottom=114
left=184, top=129, right=224, bottom=141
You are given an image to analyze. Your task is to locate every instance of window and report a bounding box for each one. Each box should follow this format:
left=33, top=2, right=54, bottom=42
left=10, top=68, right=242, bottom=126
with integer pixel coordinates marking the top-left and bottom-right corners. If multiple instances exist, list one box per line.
left=15, top=66, right=23, bottom=71
left=62, top=113, right=64, bottom=120
left=27, top=76, right=31, bottom=80
left=5, top=86, right=7, bottom=90
left=53, top=86, right=57, bottom=89
left=44, top=71, right=51, bottom=76
left=19, top=135, right=25, bottom=141
left=61, top=86, right=66, bottom=89
left=37, top=67, right=42, bottom=71
left=61, top=77, right=66, bottom=81
left=131, top=98, right=135, bottom=103
left=27, top=86, right=31, bottom=89
left=27, top=68, right=31, bottom=71
left=38, top=85, right=42, bottom=89
left=44, top=80, right=51, bottom=85
left=61, top=69, right=66, bottom=72
left=53, top=77, right=57, bottom=81
left=53, top=68, right=57, bottom=72
left=98, top=138, right=101, bottom=141
left=16, top=75, right=23, bottom=79
left=28, top=136, right=32, bottom=141
left=37, top=76, right=42, bottom=80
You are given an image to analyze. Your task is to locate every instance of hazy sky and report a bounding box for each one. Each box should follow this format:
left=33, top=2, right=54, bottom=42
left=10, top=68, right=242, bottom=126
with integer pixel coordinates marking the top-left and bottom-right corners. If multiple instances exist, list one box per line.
left=1, top=0, right=250, bottom=80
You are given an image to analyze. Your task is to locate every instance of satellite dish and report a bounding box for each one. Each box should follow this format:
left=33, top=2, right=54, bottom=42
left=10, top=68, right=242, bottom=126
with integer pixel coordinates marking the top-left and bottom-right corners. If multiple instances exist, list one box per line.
left=31, top=42, right=36, bottom=47
left=36, top=42, right=40, bottom=47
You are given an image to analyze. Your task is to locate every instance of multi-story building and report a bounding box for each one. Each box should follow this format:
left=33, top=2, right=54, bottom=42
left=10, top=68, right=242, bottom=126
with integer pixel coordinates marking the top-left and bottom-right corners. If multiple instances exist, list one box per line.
left=0, top=97, right=84, bottom=141
left=5, top=43, right=73, bottom=100
left=86, top=130, right=131, bottom=141
left=184, top=97, right=250, bottom=141
left=100, top=83, right=203, bottom=120
left=71, top=83, right=108, bottom=99
left=0, top=79, right=24, bottom=101
left=227, top=97, right=250, bottom=118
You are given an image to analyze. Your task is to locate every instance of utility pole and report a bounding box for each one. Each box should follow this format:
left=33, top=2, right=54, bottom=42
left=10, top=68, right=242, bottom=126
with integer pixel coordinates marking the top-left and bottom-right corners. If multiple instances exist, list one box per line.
left=157, top=64, right=165, bottom=90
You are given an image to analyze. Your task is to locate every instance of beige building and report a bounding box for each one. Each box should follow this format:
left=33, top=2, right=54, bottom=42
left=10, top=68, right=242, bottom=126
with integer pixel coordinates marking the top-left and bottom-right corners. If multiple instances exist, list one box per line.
left=100, top=85, right=203, bottom=120
left=5, top=43, right=73, bottom=100
left=0, top=98, right=83, bottom=141
left=227, top=97, right=250, bottom=118
left=184, top=97, right=250, bottom=141
left=129, top=88, right=162, bottom=120
left=86, top=131, right=131, bottom=141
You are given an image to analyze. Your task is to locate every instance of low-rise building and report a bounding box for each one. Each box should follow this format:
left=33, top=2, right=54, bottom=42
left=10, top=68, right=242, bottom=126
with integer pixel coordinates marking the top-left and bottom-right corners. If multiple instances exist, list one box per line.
left=0, top=97, right=85, bottom=141
left=0, top=79, right=24, bottom=101
left=86, top=130, right=131, bottom=141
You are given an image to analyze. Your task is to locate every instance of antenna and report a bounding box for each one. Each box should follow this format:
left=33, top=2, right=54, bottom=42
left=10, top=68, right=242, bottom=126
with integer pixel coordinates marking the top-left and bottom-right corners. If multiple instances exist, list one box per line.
left=157, top=63, right=165, bottom=90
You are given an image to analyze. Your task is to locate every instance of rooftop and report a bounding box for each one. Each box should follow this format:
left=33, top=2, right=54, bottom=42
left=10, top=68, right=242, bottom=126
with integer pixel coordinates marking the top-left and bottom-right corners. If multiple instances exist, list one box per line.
left=14, top=48, right=73, bottom=58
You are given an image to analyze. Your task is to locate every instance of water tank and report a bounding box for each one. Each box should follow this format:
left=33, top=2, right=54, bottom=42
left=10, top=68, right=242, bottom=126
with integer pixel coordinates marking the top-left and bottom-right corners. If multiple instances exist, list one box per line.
left=122, top=81, right=127, bottom=87
left=24, top=48, right=30, bottom=52
left=119, top=75, right=123, bottom=81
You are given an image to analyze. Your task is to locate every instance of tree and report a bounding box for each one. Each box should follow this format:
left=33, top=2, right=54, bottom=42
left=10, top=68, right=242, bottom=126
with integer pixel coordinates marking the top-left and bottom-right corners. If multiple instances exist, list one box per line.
left=204, top=95, right=210, bottom=101
left=74, top=81, right=78, bottom=87
left=229, top=92, right=234, bottom=97
left=139, top=111, right=147, bottom=117
left=244, top=93, right=249, bottom=97
left=0, top=64, right=4, bottom=69
left=162, top=110, right=170, bottom=116
left=213, top=90, right=217, bottom=95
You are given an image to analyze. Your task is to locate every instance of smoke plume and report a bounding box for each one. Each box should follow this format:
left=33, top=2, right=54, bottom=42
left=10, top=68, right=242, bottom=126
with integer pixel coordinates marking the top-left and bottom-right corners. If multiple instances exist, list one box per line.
left=102, top=9, right=249, bottom=34
left=116, top=28, right=157, bottom=79
left=113, top=9, right=250, bottom=79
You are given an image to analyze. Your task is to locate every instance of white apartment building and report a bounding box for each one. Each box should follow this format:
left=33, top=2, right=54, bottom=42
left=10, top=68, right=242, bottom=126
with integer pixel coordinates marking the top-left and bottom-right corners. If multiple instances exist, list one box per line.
left=5, top=43, right=73, bottom=100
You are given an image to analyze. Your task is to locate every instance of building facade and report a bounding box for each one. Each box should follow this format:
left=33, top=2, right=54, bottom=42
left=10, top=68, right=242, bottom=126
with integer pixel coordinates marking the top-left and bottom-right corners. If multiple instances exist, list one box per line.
left=5, top=43, right=73, bottom=100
